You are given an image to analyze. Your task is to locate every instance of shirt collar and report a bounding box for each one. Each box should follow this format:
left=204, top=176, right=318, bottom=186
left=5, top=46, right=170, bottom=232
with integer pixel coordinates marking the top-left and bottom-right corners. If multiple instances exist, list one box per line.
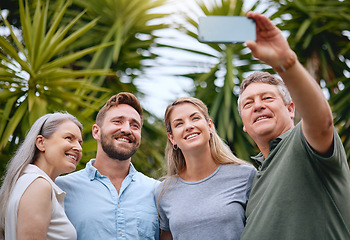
left=250, top=127, right=293, bottom=167
left=86, top=159, right=137, bottom=181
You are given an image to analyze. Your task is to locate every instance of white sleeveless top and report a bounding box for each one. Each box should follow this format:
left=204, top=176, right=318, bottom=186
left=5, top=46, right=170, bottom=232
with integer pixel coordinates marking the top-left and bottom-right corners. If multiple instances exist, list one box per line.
left=5, top=164, right=77, bottom=240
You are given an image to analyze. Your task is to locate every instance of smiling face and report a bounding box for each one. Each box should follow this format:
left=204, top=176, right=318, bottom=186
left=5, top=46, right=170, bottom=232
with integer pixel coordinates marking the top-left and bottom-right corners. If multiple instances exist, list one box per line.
left=239, top=82, right=295, bottom=143
left=167, top=103, right=213, bottom=154
left=38, top=120, right=83, bottom=177
left=93, top=104, right=142, bottom=161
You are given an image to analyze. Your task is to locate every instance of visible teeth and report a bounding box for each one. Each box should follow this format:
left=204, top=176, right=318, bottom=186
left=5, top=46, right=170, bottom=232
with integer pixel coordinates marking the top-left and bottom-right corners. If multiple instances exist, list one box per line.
left=186, top=134, right=198, bottom=140
left=256, top=116, right=268, bottom=122
left=67, top=155, right=77, bottom=161
left=117, top=138, right=129, bottom=143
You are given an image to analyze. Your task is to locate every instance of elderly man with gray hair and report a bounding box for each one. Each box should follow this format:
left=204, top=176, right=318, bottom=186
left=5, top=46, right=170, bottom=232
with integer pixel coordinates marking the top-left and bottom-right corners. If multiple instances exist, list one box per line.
left=238, top=12, right=350, bottom=240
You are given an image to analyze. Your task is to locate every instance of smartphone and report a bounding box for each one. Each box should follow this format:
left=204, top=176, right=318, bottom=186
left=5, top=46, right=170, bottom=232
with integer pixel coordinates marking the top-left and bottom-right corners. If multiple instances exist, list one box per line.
left=198, top=16, right=256, bottom=43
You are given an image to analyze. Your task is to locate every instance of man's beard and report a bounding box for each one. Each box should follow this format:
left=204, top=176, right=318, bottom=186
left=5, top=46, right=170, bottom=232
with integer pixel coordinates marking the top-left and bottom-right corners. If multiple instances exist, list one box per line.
left=100, top=131, right=139, bottom=161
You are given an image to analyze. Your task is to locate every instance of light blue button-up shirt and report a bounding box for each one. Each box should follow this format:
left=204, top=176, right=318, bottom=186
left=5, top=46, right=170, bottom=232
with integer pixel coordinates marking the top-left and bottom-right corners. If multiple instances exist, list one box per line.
left=56, top=159, right=160, bottom=240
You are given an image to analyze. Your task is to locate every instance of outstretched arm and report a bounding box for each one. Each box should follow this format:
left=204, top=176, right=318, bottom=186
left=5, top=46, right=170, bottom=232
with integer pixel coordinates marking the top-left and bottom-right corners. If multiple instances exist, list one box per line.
left=245, top=12, right=334, bottom=155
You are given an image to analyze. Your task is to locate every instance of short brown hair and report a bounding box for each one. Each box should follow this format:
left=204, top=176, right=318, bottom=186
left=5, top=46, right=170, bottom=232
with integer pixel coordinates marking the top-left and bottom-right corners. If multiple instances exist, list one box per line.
left=96, top=92, right=143, bottom=126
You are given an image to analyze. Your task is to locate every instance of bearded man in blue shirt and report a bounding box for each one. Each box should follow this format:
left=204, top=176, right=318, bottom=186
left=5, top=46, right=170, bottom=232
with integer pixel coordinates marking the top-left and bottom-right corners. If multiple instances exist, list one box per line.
left=56, top=92, right=159, bottom=240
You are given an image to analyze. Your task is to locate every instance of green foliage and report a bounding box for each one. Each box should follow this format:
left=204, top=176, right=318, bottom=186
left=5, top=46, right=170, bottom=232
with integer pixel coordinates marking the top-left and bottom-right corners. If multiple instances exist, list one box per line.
left=270, top=0, right=350, bottom=83
left=0, top=0, right=112, bottom=154
left=330, top=77, right=350, bottom=160
left=59, top=0, right=170, bottom=175
left=1, top=0, right=349, bottom=182
left=269, top=0, right=350, bottom=161
left=162, top=0, right=350, bottom=163
left=0, top=0, right=169, bottom=179
left=157, top=0, right=268, bottom=161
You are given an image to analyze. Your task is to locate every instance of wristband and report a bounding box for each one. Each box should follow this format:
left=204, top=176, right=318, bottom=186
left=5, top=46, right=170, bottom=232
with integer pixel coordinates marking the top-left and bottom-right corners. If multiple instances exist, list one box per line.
left=273, top=51, right=297, bottom=73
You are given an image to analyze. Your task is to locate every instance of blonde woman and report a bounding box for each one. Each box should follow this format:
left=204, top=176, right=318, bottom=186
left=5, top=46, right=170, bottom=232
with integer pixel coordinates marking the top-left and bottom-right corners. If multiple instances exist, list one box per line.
left=155, top=97, right=256, bottom=240
left=0, top=112, right=83, bottom=240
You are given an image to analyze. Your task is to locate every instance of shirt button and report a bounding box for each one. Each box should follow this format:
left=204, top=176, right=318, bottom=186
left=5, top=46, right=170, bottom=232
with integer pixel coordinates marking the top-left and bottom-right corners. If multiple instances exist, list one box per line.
left=118, top=204, right=121, bottom=208
left=119, top=232, right=123, bottom=236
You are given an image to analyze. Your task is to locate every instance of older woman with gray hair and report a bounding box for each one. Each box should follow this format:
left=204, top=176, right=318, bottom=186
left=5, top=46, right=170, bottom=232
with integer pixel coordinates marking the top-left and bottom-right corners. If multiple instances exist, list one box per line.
left=0, top=112, right=83, bottom=240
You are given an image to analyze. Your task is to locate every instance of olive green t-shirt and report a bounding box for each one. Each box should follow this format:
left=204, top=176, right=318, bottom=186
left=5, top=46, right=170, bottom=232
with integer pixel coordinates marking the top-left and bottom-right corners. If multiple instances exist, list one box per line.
left=241, top=123, right=350, bottom=240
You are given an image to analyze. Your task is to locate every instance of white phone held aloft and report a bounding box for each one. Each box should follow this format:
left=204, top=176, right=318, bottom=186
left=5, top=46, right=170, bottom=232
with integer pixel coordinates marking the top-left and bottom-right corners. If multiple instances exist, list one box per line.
left=198, top=16, right=256, bottom=43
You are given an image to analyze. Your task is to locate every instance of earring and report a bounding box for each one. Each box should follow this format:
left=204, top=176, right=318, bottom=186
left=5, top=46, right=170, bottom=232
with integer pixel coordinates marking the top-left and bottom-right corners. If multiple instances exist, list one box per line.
left=173, top=144, right=178, bottom=150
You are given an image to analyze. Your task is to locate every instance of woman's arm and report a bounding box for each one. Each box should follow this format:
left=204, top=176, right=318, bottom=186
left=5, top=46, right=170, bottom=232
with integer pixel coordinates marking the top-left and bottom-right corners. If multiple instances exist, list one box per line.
left=17, top=177, right=53, bottom=240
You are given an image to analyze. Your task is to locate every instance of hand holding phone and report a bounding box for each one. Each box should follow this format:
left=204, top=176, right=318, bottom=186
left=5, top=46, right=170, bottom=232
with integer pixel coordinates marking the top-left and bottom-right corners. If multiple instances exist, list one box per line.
left=198, top=16, right=256, bottom=43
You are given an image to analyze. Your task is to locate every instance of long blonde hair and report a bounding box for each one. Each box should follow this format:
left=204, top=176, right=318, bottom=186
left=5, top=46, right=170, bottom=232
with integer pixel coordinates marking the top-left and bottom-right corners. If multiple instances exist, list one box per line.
left=164, top=97, right=249, bottom=177
left=0, top=112, right=82, bottom=239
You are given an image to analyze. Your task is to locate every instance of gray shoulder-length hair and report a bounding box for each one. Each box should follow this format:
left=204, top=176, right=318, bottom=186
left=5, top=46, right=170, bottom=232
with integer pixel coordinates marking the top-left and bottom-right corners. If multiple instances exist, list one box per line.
left=0, top=112, right=82, bottom=239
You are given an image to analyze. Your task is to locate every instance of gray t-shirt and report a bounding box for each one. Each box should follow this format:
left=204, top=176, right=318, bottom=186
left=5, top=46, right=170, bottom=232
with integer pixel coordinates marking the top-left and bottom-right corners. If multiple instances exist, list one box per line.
left=155, top=164, right=256, bottom=240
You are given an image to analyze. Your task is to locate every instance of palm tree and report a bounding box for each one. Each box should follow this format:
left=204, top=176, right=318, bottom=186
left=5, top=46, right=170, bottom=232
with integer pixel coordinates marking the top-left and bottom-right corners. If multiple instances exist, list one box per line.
left=269, top=0, right=350, bottom=160
left=154, top=0, right=268, bottom=161
left=0, top=0, right=113, bottom=177
left=0, top=0, right=171, bottom=179
left=60, top=0, right=170, bottom=176
left=156, top=0, right=350, bottom=163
